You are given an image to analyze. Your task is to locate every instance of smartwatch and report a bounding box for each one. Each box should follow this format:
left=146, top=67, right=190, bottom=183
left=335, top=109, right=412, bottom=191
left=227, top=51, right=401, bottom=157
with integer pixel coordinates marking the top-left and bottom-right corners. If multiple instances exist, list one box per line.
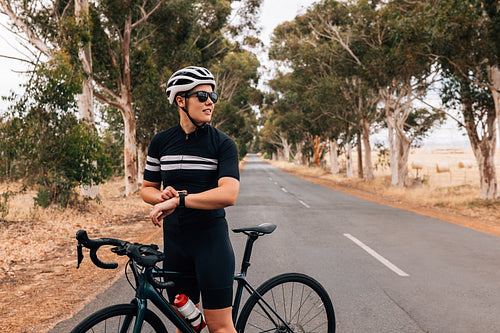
left=179, top=192, right=187, bottom=207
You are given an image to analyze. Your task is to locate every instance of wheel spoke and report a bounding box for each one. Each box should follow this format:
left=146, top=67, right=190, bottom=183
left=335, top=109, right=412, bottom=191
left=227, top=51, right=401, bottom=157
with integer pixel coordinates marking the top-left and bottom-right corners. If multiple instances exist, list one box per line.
left=236, top=274, right=334, bottom=333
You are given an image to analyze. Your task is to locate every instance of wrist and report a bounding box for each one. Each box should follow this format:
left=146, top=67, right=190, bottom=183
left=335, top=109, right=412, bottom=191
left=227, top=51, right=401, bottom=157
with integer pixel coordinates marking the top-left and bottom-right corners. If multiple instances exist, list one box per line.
left=178, top=192, right=187, bottom=208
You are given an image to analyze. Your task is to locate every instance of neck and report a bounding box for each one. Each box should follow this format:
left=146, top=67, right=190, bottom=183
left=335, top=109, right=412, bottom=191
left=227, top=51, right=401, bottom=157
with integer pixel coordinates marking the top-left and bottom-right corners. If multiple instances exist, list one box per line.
left=180, top=116, right=196, bottom=134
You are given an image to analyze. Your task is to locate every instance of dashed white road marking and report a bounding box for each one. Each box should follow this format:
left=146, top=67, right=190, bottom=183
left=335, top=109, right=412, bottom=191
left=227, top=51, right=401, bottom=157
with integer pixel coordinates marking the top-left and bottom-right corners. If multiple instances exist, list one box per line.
left=298, top=200, right=310, bottom=208
left=281, top=187, right=288, bottom=193
left=343, top=233, right=409, bottom=277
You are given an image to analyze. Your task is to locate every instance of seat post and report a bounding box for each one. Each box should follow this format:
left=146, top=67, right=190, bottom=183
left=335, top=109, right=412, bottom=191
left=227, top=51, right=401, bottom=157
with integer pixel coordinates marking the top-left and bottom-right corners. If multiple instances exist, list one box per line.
left=240, top=233, right=258, bottom=275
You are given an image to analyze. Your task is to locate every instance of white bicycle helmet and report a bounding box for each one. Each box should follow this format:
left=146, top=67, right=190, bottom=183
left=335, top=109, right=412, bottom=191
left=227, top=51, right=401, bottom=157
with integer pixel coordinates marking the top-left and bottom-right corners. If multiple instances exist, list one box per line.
left=166, top=66, right=216, bottom=105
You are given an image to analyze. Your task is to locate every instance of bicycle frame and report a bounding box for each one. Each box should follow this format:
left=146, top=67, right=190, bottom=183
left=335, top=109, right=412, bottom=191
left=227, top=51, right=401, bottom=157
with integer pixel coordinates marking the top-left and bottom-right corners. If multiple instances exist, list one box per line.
left=121, top=231, right=294, bottom=333
left=231, top=232, right=294, bottom=332
left=128, top=262, right=196, bottom=333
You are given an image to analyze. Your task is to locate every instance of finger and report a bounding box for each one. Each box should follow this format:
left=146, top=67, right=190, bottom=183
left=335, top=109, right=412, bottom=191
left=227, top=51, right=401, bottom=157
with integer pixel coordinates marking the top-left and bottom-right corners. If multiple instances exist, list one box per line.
left=150, top=209, right=161, bottom=226
left=163, top=186, right=178, bottom=199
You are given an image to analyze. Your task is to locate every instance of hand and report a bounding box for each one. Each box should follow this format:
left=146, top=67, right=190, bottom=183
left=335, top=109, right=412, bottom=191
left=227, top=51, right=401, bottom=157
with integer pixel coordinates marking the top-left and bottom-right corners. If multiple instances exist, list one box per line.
left=150, top=197, right=179, bottom=227
left=159, top=186, right=187, bottom=202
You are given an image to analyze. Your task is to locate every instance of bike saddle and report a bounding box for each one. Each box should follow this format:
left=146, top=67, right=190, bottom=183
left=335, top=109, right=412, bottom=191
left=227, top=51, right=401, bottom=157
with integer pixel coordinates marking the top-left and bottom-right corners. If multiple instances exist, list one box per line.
left=232, top=223, right=277, bottom=235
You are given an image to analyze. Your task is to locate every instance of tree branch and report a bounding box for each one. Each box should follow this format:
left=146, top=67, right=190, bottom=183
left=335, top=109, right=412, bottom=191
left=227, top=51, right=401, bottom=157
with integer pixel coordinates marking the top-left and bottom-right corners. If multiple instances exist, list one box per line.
left=131, top=0, right=164, bottom=29
left=94, top=90, right=123, bottom=111
left=429, top=53, right=500, bottom=93
left=308, top=17, right=363, bottom=67
left=0, top=0, right=51, bottom=55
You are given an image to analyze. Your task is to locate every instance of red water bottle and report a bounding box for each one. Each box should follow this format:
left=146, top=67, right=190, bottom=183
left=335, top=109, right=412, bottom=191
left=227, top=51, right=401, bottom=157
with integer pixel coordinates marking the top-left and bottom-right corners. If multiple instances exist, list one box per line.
left=174, top=294, right=207, bottom=332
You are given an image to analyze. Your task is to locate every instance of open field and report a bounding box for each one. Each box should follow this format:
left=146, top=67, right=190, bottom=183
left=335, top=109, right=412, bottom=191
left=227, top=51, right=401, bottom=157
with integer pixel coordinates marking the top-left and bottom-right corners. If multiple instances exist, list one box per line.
left=0, top=150, right=499, bottom=332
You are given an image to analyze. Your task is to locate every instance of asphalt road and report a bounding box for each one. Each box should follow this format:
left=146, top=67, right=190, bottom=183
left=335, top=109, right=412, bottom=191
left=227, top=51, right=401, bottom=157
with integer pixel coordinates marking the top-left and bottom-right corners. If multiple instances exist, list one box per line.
left=53, top=154, right=500, bottom=332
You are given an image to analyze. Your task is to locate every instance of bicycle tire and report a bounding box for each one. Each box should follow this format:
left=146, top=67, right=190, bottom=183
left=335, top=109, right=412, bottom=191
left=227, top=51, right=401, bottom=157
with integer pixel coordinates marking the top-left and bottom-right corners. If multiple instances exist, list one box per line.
left=236, top=273, right=335, bottom=333
left=70, top=303, right=168, bottom=333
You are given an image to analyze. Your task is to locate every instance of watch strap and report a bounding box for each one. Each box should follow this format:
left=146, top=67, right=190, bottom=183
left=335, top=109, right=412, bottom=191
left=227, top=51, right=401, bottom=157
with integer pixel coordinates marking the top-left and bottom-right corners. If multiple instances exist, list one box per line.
left=179, top=192, right=187, bottom=207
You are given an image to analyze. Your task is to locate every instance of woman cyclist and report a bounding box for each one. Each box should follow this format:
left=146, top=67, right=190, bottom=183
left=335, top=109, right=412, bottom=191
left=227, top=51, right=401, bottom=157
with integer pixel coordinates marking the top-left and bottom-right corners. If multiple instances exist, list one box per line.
left=141, top=66, right=239, bottom=333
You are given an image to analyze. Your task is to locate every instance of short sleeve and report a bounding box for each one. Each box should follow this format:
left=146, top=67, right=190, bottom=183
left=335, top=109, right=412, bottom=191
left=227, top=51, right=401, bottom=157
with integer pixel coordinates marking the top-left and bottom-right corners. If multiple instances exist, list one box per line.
left=143, top=135, right=162, bottom=183
left=217, top=137, right=240, bottom=181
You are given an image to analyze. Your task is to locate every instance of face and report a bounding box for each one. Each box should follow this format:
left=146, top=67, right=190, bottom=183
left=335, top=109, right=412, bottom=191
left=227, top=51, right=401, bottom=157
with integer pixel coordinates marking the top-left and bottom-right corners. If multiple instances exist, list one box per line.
left=176, top=84, right=215, bottom=124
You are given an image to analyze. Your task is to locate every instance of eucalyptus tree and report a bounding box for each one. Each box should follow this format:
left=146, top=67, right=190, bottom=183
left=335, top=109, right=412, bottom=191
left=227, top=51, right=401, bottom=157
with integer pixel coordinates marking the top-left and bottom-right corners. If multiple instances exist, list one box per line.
left=260, top=72, right=311, bottom=162
left=211, top=50, right=262, bottom=158
left=307, top=0, right=442, bottom=186
left=0, top=0, right=96, bottom=123
left=0, top=0, right=164, bottom=195
left=1, top=0, right=263, bottom=196
left=267, top=6, right=347, bottom=167
left=267, top=0, right=386, bottom=178
left=423, top=0, right=499, bottom=199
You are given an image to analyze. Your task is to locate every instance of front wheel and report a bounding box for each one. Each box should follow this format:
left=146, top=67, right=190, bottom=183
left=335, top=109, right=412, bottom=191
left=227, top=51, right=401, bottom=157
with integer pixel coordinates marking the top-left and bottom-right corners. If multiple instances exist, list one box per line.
left=236, top=273, right=335, bottom=333
left=70, top=303, right=168, bottom=333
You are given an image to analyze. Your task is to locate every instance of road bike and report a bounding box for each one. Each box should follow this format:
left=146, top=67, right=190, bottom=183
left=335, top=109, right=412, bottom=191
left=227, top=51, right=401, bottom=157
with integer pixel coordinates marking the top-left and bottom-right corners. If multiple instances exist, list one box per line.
left=71, top=223, right=336, bottom=332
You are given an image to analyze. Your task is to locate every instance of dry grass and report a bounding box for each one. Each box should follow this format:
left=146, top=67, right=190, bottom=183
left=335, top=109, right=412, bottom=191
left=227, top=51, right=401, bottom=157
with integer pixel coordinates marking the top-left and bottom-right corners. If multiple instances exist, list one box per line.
left=0, top=178, right=163, bottom=333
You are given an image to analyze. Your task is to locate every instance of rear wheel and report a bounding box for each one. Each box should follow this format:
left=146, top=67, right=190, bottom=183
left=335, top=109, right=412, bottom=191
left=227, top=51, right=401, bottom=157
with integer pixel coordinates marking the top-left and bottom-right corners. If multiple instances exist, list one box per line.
left=70, top=303, right=168, bottom=333
left=236, top=273, right=335, bottom=333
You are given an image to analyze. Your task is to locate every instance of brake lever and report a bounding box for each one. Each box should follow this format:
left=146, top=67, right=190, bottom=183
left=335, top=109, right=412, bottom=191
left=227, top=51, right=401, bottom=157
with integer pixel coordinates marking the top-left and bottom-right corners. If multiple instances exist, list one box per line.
left=77, top=243, right=84, bottom=269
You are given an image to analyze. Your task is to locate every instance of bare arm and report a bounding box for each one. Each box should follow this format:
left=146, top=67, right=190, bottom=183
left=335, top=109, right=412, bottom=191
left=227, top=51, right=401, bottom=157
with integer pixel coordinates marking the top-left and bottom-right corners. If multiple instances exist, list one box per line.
left=141, top=180, right=184, bottom=205
left=149, top=177, right=239, bottom=226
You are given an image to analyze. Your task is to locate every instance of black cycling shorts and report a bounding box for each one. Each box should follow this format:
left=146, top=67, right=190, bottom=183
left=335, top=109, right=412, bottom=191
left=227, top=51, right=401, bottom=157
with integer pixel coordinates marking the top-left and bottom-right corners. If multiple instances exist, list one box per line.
left=163, top=218, right=235, bottom=310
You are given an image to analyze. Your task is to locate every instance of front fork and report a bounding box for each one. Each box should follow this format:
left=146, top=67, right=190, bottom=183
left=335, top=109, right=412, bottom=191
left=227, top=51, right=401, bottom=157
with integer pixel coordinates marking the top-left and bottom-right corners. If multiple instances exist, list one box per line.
left=130, top=266, right=195, bottom=333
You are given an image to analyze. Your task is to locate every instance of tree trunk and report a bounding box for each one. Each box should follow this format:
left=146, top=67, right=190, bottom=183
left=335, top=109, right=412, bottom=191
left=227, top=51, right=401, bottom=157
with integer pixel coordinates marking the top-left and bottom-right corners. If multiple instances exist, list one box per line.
left=295, top=142, right=307, bottom=165
left=474, top=141, right=498, bottom=199
left=280, top=134, right=292, bottom=161
left=361, top=118, right=374, bottom=180
left=75, top=0, right=100, bottom=198
left=396, top=130, right=412, bottom=187
left=122, top=104, right=139, bottom=195
left=462, top=93, right=498, bottom=199
left=313, top=135, right=325, bottom=167
left=386, top=107, right=398, bottom=185
left=356, top=132, right=363, bottom=178
left=138, top=144, right=146, bottom=186
left=276, top=148, right=284, bottom=160
left=488, top=66, right=500, bottom=139
left=346, top=142, right=353, bottom=178
left=75, top=0, right=94, bottom=124
left=329, top=139, right=339, bottom=174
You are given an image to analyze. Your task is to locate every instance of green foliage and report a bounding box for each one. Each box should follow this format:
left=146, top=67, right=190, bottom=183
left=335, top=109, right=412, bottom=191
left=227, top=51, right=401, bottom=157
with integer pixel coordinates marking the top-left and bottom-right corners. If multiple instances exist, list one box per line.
left=0, top=61, right=113, bottom=208
left=2, top=107, right=113, bottom=208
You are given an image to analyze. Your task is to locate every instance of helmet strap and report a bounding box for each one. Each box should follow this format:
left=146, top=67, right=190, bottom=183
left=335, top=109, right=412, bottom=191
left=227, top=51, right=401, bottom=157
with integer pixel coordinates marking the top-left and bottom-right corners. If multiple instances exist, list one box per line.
left=180, top=105, right=206, bottom=131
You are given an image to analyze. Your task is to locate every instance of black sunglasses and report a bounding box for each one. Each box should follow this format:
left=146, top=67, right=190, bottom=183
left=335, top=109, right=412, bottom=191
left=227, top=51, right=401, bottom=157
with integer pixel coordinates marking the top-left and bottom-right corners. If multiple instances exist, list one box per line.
left=184, top=91, right=218, bottom=103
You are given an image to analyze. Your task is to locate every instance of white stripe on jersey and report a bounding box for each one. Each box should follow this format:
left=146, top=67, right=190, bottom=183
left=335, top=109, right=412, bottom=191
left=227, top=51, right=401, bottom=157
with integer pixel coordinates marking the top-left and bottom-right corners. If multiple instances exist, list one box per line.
left=147, top=156, right=160, bottom=164
left=161, top=163, right=217, bottom=171
left=145, top=164, right=161, bottom=172
left=160, top=155, right=218, bottom=164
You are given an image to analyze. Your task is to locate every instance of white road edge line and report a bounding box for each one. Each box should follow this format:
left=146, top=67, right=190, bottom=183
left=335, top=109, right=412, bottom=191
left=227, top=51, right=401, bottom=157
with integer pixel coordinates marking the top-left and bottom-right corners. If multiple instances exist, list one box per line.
left=298, top=200, right=310, bottom=208
left=343, top=233, right=409, bottom=277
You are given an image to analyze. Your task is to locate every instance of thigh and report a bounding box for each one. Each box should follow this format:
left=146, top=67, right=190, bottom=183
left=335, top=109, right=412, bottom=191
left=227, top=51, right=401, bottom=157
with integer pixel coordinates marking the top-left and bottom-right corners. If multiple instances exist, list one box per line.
left=191, top=219, right=235, bottom=309
left=163, top=228, right=200, bottom=304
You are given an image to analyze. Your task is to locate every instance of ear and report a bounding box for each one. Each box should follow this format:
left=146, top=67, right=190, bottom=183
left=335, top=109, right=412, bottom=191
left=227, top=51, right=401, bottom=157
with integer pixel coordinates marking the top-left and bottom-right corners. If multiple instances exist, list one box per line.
left=176, top=95, right=185, bottom=108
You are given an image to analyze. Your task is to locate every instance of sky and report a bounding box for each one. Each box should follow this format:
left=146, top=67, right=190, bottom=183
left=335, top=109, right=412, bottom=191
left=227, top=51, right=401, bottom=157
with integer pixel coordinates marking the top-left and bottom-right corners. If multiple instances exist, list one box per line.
left=0, top=0, right=471, bottom=147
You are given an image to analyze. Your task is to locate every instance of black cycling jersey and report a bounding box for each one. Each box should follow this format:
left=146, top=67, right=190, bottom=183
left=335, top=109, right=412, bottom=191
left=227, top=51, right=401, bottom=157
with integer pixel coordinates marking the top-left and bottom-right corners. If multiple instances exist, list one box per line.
left=143, top=124, right=239, bottom=309
left=144, top=124, right=240, bottom=226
